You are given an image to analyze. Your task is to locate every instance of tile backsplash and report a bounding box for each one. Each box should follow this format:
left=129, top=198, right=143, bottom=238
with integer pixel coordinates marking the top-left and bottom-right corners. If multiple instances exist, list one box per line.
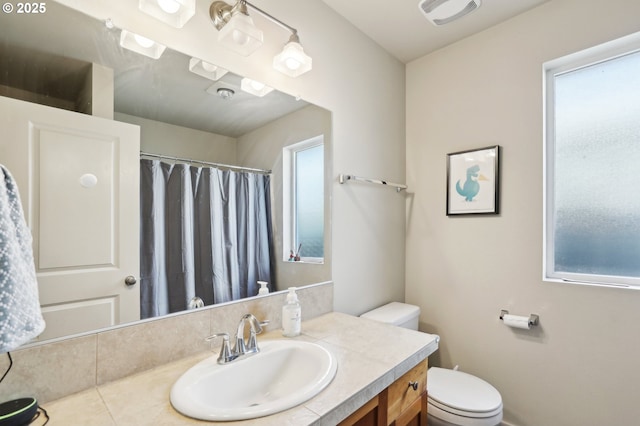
left=0, top=281, right=333, bottom=404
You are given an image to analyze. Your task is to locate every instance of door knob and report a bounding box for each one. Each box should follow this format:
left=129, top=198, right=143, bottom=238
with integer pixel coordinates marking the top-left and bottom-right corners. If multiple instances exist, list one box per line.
left=124, top=275, right=137, bottom=286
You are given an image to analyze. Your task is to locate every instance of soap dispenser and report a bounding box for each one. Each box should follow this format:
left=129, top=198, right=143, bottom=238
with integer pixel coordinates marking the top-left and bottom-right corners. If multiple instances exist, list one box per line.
left=282, top=287, right=301, bottom=337
left=257, top=281, right=269, bottom=295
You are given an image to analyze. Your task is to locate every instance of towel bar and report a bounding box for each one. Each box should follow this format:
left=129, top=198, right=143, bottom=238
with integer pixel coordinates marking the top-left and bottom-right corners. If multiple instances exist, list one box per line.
left=338, top=173, right=407, bottom=192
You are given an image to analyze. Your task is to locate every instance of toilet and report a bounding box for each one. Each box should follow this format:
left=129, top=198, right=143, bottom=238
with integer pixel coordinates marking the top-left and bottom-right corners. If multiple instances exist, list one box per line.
left=427, top=367, right=502, bottom=426
left=361, top=302, right=503, bottom=426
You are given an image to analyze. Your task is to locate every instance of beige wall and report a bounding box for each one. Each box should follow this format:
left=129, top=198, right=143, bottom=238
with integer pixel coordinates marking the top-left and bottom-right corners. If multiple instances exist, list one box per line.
left=406, top=1, right=640, bottom=425
left=237, top=105, right=333, bottom=290
left=115, top=112, right=237, bottom=164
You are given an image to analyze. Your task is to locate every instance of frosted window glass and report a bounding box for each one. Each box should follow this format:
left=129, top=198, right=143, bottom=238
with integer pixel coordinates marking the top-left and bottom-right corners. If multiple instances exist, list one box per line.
left=553, top=50, right=640, bottom=278
left=295, top=144, right=324, bottom=258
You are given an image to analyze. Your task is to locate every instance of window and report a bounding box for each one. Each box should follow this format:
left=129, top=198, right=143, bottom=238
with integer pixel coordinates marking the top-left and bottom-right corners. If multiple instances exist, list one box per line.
left=283, top=136, right=324, bottom=263
left=544, top=33, right=640, bottom=288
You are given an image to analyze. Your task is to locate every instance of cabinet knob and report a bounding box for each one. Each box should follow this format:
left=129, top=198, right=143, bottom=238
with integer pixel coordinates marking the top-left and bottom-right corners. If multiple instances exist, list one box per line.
left=408, top=381, right=419, bottom=391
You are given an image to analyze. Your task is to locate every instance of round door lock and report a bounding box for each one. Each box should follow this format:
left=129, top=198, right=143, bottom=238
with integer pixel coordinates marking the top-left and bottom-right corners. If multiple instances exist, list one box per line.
left=124, top=275, right=137, bottom=286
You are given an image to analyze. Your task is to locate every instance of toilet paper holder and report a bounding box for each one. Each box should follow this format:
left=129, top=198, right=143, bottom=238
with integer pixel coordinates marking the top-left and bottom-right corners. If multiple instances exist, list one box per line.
left=499, top=310, right=539, bottom=327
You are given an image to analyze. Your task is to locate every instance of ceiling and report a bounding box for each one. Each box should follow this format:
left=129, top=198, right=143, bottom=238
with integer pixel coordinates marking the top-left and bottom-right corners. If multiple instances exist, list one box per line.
left=322, top=0, right=550, bottom=63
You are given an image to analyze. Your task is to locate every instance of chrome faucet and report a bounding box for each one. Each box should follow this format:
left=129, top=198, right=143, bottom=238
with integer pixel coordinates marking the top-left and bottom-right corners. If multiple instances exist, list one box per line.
left=205, top=314, right=269, bottom=365
left=233, top=313, right=264, bottom=356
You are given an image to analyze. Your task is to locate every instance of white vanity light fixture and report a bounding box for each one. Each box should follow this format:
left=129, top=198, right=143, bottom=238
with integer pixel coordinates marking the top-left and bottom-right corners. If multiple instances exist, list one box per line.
left=209, top=1, right=312, bottom=77
left=139, top=0, right=196, bottom=28
left=273, top=32, right=312, bottom=77
left=189, top=58, right=229, bottom=81
left=240, top=78, right=273, bottom=97
left=120, top=29, right=166, bottom=59
left=418, top=0, right=481, bottom=25
left=210, top=0, right=263, bottom=57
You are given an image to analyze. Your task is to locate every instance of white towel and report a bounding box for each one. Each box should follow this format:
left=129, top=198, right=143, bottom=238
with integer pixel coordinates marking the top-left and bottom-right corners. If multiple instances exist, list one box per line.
left=0, top=164, right=45, bottom=352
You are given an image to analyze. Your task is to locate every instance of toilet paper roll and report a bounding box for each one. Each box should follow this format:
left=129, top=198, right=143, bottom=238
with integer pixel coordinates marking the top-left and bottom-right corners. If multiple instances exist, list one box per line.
left=502, top=314, right=531, bottom=330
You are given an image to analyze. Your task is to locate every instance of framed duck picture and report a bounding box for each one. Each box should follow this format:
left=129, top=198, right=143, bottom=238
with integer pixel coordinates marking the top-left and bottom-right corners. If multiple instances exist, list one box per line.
left=446, top=145, right=500, bottom=215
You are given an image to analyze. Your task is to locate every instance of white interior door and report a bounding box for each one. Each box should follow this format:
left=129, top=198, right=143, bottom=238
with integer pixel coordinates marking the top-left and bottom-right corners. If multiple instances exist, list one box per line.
left=0, top=95, right=140, bottom=341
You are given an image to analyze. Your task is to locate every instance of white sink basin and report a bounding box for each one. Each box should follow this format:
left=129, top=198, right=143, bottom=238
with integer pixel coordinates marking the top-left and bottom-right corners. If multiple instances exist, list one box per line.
left=170, top=339, right=338, bottom=421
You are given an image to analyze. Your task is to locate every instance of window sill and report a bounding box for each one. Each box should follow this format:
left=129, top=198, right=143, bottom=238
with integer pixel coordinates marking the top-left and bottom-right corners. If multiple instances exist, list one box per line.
left=283, top=259, right=324, bottom=265
left=543, top=277, right=636, bottom=290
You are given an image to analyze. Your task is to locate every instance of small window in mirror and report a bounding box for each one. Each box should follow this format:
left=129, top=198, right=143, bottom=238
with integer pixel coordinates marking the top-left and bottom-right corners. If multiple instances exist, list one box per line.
left=283, top=136, right=324, bottom=263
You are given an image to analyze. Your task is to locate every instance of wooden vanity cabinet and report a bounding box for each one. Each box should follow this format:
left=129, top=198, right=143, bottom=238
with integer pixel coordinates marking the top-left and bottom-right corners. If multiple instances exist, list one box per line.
left=338, top=390, right=388, bottom=426
left=338, top=359, right=428, bottom=426
left=388, top=358, right=428, bottom=426
left=391, top=392, right=428, bottom=426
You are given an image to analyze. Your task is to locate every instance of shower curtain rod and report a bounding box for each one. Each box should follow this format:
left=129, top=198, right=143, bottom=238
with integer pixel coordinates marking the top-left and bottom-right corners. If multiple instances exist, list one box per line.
left=140, top=152, right=271, bottom=174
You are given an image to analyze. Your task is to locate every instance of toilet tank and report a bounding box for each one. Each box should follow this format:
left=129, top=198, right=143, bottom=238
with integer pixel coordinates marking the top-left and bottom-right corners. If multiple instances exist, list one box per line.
left=360, top=302, right=420, bottom=330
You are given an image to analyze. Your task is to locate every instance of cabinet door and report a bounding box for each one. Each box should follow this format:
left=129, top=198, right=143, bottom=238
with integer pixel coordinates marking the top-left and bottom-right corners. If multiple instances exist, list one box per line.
left=388, top=359, right=428, bottom=423
left=0, top=95, right=140, bottom=341
left=392, top=392, right=427, bottom=426
left=339, top=389, right=388, bottom=426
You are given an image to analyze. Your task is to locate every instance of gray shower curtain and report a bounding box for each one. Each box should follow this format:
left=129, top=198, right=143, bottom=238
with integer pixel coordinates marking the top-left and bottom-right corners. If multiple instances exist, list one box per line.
left=139, top=159, right=273, bottom=319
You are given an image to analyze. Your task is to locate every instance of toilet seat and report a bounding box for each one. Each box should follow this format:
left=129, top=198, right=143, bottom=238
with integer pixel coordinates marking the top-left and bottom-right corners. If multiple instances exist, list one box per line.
left=427, top=367, right=502, bottom=422
left=427, top=402, right=502, bottom=426
left=428, top=398, right=502, bottom=418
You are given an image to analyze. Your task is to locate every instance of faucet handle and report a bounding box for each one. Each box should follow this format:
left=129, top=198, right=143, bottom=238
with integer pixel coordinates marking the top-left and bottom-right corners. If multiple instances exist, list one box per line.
left=205, top=332, right=229, bottom=342
left=205, top=332, right=236, bottom=364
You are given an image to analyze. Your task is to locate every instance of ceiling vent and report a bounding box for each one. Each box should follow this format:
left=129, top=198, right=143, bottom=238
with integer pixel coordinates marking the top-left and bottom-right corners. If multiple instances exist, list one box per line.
left=418, top=0, right=481, bottom=25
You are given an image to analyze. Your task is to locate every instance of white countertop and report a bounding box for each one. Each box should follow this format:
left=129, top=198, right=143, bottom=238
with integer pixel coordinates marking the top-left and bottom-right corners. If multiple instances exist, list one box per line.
left=37, top=312, right=438, bottom=426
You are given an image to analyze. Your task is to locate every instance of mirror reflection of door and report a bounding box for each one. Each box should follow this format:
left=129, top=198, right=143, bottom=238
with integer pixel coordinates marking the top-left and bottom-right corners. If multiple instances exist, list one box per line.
left=0, top=0, right=332, bottom=344
left=0, top=96, right=140, bottom=341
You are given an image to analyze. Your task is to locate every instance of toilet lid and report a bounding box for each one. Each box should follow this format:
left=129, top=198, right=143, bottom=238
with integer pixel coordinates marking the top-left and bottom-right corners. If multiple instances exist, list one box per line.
left=360, top=302, right=419, bottom=326
left=428, top=367, right=502, bottom=414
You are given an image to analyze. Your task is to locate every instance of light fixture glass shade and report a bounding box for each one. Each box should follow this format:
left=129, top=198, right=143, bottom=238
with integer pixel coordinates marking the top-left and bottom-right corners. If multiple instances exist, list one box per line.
left=188, top=58, right=229, bottom=81
left=139, top=0, right=196, bottom=28
left=119, top=30, right=166, bottom=59
left=273, top=41, right=312, bottom=77
left=218, top=12, right=264, bottom=56
left=240, top=78, right=273, bottom=97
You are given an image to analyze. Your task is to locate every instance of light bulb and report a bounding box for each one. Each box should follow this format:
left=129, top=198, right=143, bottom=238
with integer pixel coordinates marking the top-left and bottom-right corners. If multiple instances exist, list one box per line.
left=134, top=34, right=155, bottom=48
left=273, top=40, right=312, bottom=77
left=139, top=0, right=195, bottom=27
left=232, top=29, right=250, bottom=46
left=250, top=81, right=265, bottom=91
left=120, top=30, right=166, bottom=58
left=157, top=0, right=180, bottom=14
left=201, top=61, right=218, bottom=72
left=286, top=58, right=302, bottom=70
left=240, top=78, right=273, bottom=96
left=217, top=11, right=263, bottom=56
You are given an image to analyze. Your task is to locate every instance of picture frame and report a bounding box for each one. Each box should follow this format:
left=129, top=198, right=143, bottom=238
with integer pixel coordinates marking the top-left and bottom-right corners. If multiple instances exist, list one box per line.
left=446, top=145, right=500, bottom=215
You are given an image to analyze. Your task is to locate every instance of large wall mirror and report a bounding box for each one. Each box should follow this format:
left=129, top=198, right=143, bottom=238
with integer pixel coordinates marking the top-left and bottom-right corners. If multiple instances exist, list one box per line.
left=0, top=1, right=332, bottom=344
